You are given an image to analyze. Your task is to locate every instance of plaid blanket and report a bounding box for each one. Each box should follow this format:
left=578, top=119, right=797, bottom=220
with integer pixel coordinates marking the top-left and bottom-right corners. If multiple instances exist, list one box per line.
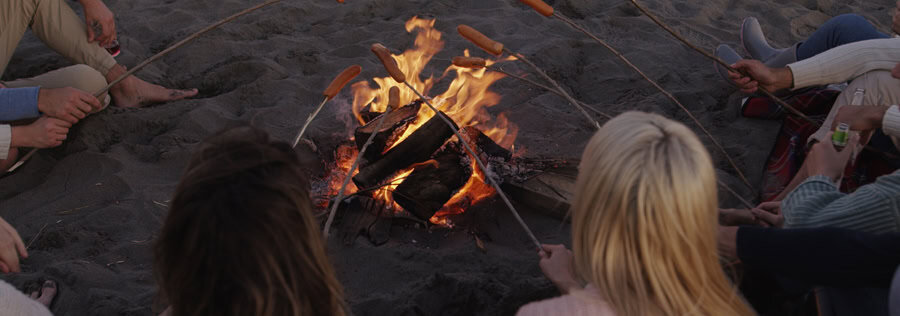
left=743, top=89, right=900, bottom=201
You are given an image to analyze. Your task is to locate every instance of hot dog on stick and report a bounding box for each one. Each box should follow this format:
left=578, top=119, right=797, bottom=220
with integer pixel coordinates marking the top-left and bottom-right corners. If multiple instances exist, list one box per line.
left=293, top=65, right=362, bottom=148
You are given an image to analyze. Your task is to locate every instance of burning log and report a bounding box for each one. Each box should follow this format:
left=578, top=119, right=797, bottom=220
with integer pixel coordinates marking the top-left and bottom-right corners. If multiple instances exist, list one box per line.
left=393, top=143, right=472, bottom=220
left=353, top=111, right=457, bottom=189
left=353, top=101, right=421, bottom=162
left=462, top=126, right=511, bottom=162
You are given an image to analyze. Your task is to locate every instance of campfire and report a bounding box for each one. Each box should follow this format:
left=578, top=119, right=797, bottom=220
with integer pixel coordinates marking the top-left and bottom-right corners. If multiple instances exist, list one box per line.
left=320, top=17, right=520, bottom=226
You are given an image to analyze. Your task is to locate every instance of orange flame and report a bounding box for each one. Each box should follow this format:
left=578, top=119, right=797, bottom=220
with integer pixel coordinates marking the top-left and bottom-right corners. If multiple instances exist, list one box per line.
left=343, top=16, right=518, bottom=225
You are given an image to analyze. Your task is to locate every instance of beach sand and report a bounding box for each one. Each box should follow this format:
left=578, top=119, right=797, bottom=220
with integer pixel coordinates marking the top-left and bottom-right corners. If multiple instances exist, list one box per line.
left=0, top=0, right=895, bottom=315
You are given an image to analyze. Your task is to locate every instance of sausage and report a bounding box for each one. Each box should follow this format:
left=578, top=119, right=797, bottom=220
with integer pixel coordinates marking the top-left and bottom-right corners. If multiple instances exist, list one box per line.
left=457, top=25, right=504, bottom=56
left=452, top=56, right=486, bottom=69
left=519, top=0, right=553, bottom=17
left=371, top=43, right=407, bottom=83
left=323, top=65, right=362, bottom=100
left=388, top=86, right=401, bottom=110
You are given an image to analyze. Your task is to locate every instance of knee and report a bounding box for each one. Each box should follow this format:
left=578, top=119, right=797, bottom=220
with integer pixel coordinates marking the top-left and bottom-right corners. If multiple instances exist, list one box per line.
left=68, top=64, right=110, bottom=108
left=830, top=14, right=870, bottom=29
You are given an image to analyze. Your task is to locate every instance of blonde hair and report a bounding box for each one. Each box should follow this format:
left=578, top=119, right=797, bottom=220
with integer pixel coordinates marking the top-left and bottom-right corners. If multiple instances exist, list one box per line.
left=571, top=112, right=753, bottom=316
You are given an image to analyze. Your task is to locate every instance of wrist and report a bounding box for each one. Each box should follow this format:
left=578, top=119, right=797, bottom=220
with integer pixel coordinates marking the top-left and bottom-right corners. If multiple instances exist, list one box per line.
left=865, top=106, right=889, bottom=129
left=10, top=126, right=31, bottom=148
left=774, top=67, right=794, bottom=91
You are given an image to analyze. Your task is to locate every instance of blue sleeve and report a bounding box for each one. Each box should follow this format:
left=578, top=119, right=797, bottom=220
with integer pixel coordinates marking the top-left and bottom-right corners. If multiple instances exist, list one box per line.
left=0, top=87, right=41, bottom=121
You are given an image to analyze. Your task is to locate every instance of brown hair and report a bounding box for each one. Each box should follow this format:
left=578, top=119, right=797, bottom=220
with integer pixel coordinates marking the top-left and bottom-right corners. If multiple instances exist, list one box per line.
left=154, top=126, right=346, bottom=316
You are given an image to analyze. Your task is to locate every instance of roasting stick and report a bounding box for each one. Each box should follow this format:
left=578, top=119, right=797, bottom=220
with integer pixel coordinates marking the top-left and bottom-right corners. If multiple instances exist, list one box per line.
left=452, top=57, right=613, bottom=119
left=457, top=25, right=601, bottom=130
left=293, top=65, right=362, bottom=147
left=322, top=86, right=399, bottom=236
left=627, top=0, right=813, bottom=124
left=372, top=43, right=543, bottom=250
left=7, top=0, right=286, bottom=173
left=516, top=0, right=753, bottom=191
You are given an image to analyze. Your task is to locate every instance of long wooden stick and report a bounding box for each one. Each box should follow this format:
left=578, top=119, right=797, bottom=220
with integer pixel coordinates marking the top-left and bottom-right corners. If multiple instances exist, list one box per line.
left=488, top=66, right=613, bottom=119
left=97, top=0, right=283, bottom=96
left=628, top=0, right=813, bottom=124
left=6, top=0, right=284, bottom=173
left=404, top=81, right=542, bottom=250
left=504, top=48, right=601, bottom=129
left=322, top=107, right=393, bottom=236
left=550, top=12, right=753, bottom=190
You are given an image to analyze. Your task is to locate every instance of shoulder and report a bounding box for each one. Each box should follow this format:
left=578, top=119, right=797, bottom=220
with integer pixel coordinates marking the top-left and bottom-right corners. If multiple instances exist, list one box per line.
left=516, top=289, right=615, bottom=316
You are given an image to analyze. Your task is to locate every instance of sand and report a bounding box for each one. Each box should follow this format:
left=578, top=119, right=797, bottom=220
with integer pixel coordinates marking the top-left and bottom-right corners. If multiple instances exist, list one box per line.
left=0, top=0, right=895, bottom=315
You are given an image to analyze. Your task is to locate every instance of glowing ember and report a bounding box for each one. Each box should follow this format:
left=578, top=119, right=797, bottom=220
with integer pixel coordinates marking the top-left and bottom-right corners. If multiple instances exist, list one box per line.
left=339, top=16, right=518, bottom=225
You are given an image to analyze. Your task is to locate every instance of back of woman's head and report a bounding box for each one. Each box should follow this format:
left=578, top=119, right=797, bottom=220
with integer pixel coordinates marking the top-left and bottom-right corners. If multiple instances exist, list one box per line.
left=572, top=112, right=752, bottom=316
left=154, top=126, right=345, bottom=316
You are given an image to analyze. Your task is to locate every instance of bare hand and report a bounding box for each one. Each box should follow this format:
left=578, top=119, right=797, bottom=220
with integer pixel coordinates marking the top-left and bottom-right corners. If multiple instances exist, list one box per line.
left=11, top=117, right=72, bottom=148
left=717, top=226, right=738, bottom=260
left=892, top=63, right=900, bottom=79
left=538, top=244, right=580, bottom=294
left=831, top=105, right=889, bottom=132
left=806, top=132, right=860, bottom=182
left=727, top=60, right=792, bottom=93
left=80, top=0, right=117, bottom=47
left=0, top=216, right=27, bottom=273
left=38, top=87, right=101, bottom=124
left=751, top=201, right=784, bottom=228
left=718, top=208, right=757, bottom=226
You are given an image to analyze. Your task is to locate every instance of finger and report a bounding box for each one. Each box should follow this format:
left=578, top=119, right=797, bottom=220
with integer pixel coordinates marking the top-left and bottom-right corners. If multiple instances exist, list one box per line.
left=0, top=261, right=8, bottom=274
left=751, top=209, right=779, bottom=226
left=81, top=93, right=101, bottom=111
left=65, top=114, right=79, bottom=124
left=0, top=249, right=19, bottom=273
left=0, top=220, right=26, bottom=260
left=55, top=119, right=73, bottom=128
left=86, top=20, right=96, bottom=42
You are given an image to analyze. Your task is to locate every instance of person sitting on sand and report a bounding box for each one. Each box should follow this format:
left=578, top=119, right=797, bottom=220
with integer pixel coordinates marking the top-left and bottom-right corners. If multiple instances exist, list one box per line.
left=516, top=112, right=755, bottom=316
left=715, top=9, right=898, bottom=76
left=0, top=0, right=199, bottom=169
left=0, top=215, right=58, bottom=315
left=153, top=127, right=346, bottom=316
left=727, top=39, right=900, bottom=233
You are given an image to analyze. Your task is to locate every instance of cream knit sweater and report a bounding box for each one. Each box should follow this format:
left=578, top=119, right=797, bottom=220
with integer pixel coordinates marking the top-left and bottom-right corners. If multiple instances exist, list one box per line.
left=787, top=38, right=900, bottom=138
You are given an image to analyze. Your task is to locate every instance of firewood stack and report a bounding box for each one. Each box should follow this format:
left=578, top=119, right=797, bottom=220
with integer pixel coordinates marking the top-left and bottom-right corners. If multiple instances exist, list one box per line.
left=350, top=100, right=514, bottom=220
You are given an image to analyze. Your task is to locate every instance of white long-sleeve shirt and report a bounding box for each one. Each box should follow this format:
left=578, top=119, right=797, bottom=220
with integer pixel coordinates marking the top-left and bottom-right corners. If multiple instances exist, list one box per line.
left=787, top=38, right=900, bottom=138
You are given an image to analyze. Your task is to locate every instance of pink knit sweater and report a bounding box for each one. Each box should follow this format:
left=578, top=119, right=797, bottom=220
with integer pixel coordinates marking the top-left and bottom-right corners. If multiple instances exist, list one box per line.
left=516, top=285, right=616, bottom=316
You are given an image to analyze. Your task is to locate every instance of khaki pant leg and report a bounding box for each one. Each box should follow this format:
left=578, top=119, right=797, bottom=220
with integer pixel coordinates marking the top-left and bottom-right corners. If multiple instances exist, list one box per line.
left=3, top=64, right=111, bottom=110
left=809, top=70, right=900, bottom=148
left=0, top=0, right=39, bottom=75
left=30, top=0, right=116, bottom=76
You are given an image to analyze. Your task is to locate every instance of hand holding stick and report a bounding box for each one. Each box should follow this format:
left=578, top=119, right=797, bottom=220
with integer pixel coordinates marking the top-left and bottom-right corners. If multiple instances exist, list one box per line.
left=372, top=43, right=543, bottom=250
left=515, top=0, right=753, bottom=190
left=458, top=25, right=601, bottom=129
left=322, top=86, right=400, bottom=236
left=293, top=65, right=362, bottom=147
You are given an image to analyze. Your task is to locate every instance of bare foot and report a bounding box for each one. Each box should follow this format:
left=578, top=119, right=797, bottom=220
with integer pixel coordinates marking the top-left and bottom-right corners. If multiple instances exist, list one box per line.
left=29, top=280, right=57, bottom=307
left=106, top=65, right=198, bottom=108
left=0, top=148, right=19, bottom=173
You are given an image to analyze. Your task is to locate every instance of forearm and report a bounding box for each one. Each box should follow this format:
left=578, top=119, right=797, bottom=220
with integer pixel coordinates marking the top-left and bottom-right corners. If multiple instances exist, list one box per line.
left=788, top=38, right=900, bottom=89
left=783, top=173, right=900, bottom=233
left=0, top=88, right=40, bottom=121
left=737, top=226, right=900, bottom=288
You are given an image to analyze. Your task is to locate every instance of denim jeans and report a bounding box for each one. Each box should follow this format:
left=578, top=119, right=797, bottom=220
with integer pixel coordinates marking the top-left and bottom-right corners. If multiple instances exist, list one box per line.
left=797, top=14, right=891, bottom=61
